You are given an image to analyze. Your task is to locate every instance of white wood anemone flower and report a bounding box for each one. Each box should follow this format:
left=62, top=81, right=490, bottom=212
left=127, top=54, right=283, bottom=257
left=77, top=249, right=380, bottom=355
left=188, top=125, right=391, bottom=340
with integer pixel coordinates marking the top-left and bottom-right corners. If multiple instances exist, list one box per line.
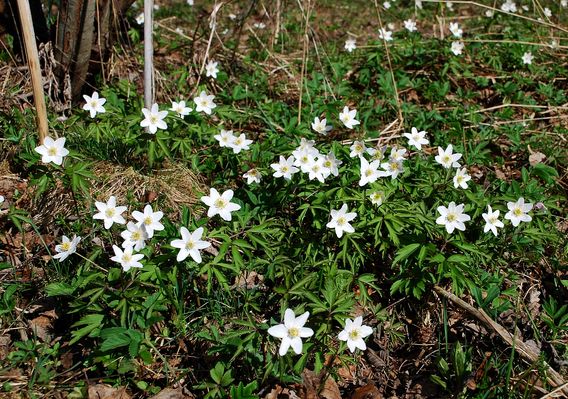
left=267, top=308, right=314, bottom=356
left=338, top=316, right=373, bottom=353
left=201, top=188, right=241, bottom=221
left=35, top=137, right=69, bottom=166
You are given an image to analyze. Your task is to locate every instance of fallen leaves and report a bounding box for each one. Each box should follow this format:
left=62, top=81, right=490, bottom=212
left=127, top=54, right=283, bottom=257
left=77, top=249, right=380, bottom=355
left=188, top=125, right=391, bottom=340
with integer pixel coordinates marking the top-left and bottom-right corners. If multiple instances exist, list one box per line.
left=88, top=384, right=131, bottom=399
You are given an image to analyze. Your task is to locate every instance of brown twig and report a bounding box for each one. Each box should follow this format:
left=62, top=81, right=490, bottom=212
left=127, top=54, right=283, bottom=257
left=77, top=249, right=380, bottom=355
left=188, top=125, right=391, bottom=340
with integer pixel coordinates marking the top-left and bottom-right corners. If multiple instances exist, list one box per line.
left=433, top=285, right=568, bottom=396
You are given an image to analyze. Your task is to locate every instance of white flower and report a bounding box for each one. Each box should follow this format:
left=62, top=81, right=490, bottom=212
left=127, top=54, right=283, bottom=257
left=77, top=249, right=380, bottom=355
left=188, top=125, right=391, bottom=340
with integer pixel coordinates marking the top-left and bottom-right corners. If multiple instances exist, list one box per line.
left=435, top=144, right=462, bottom=168
left=446, top=1, right=454, bottom=10
left=485, top=10, right=494, bottom=17
left=243, top=169, right=261, bottom=184
left=312, top=117, right=332, bottom=135
left=380, top=159, right=404, bottom=179
left=543, top=7, right=552, bottom=17
left=140, top=103, right=168, bottom=134
left=271, top=156, right=299, bottom=180
left=306, top=157, right=328, bottom=183
left=501, top=0, right=517, bottom=13
left=349, top=140, right=369, bottom=158
left=359, top=157, right=381, bottom=186
left=326, top=204, right=356, bottom=238
left=0, top=195, right=4, bottom=204
left=369, top=191, right=385, bottom=206
left=344, top=39, right=357, bottom=52
left=339, top=106, right=360, bottom=129
left=436, top=202, right=470, bottom=233
left=338, top=316, right=373, bottom=353
left=193, top=91, right=217, bottom=115
left=205, top=60, right=220, bottom=79
left=505, top=197, right=533, bottom=227
left=93, top=196, right=127, bottom=229
left=293, top=150, right=315, bottom=173
left=389, top=147, right=407, bottom=162
left=449, top=22, right=463, bottom=38
left=132, top=204, right=164, bottom=238
left=111, top=245, right=144, bottom=271
left=82, top=91, right=106, bottom=118
left=416, top=0, right=423, bottom=9
left=522, top=51, right=533, bottom=65
left=403, top=127, right=429, bottom=150
left=267, top=308, right=314, bottom=356
left=201, top=188, right=241, bottom=221
left=229, top=133, right=253, bottom=154
left=170, top=226, right=211, bottom=263
left=135, top=12, right=144, bottom=24
left=170, top=100, right=192, bottom=117
left=451, top=41, right=464, bottom=55
left=253, top=22, right=266, bottom=29
left=404, top=19, right=417, bottom=32
left=482, top=205, right=504, bottom=236
left=214, top=129, right=236, bottom=148
left=383, top=1, right=391, bottom=9
left=53, top=235, right=81, bottom=262
left=187, top=0, right=194, bottom=5
left=378, top=28, right=393, bottom=41
left=562, top=0, right=567, bottom=8
left=35, top=137, right=69, bottom=166
left=322, top=152, right=342, bottom=177
left=453, top=168, right=471, bottom=189
left=120, top=222, right=148, bottom=251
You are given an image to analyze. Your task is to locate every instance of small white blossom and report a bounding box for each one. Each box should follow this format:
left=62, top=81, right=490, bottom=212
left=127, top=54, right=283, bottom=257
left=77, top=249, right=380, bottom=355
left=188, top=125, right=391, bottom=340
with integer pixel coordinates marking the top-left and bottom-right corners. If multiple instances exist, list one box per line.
left=449, top=22, right=463, bottom=38
left=338, top=316, right=373, bottom=353
left=369, top=191, right=385, bottom=206
left=243, top=169, right=261, bottom=184
left=326, top=204, right=356, bottom=238
left=268, top=309, right=314, bottom=356
left=82, top=92, right=106, bottom=118
left=505, top=197, right=533, bottom=227
left=435, top=144, right=462, bottom=168
left=120, top=222, right=148, bottom=251
left=214, top=129, right=236, bottom=148
left=436, top=202, right=471, bottom=233
left=543, top=7, right=552, bottom=17
left=253, top=22, right=266, bottom=29
left=379, top=159, right=404, bottom=179
left=170, top=227, right=211, bottom=263
left=140, top=103, right=168, bottom=134
left=322, top=152, right=342, bottom=177
left=389, top=147, right=407, bottom=162
left=359, top=157, right=381, bottom=186
left=111, top=245, right=144, bottom=271
left=485, top=10, right=494, bottom=17
left=451, top=41, right=464, bottom=55
left=482, top=205, right=504, bottom=236
left=271, top=156, right=299, bottom=180
left=339, top=106, right=360, bottom=129
left=193, top=91, right=217, bottom=115
left=34, top=137, right=69, bottom=166
left=501, top=0, right=517, bottom=13
left=522, top=51, right=533, bottom=65
left=229, top=133, right=253, bottom=154
left=344, top=39, right=357, bottom=52
left=383, top=1, right=391, bottom=9
left=349, top=140, right=370, bottom=158
left=404, top=19, right=417, bottom=32
left=378, top=28, right=393, bottom=41
left=403, top=127, right=429, bottom=150
left=453, top=168, right=471, bottom=189
left=205, top=60, right=220, bottom=79
left=170, top=100, right=192, bottom=117
left=135, top=12, right=144, bottom=24
left=201, top=188, right=241, bottom=221
left=53, top=235, right=81, bottom=262
left=311, top=117, right=332, bottom=135
left=132, top=204, right=164, bottom=238
left=93, top=196, right=127, bottom=229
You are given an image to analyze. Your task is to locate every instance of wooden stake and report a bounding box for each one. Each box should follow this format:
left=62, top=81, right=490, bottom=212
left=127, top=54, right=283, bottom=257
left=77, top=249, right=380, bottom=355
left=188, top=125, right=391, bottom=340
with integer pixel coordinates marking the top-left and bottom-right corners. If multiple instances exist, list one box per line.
left=143, top=0, right=154, bottom=109
left=16, top=0, right=48, bottom=143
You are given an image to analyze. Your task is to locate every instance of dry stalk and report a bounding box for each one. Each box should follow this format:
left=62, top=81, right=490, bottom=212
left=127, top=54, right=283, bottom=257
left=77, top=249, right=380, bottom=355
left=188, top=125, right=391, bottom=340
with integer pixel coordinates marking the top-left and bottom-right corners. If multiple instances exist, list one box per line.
left=434, top=285, right=568, bottom=396
left=297, top=0, right=313, bottom=124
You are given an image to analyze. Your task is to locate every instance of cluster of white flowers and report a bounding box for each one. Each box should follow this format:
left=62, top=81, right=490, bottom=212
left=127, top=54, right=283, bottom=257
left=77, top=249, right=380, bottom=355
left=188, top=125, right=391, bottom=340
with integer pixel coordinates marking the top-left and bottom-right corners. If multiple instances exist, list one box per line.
left=214, top=129, right=253, bottom=153
left=267, top=309, right=373, bottom=355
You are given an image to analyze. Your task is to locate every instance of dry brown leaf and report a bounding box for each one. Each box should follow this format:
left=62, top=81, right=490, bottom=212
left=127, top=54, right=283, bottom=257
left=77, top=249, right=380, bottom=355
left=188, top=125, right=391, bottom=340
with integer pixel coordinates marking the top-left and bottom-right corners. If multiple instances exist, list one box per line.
left=264, top=385, right=300, bottom=399
left=88, top=384, right=131, bottom=399
left=529, top=152, right=546, bottom=166
left=28, top=315, right=53, bottom=342
left=301, top=369, right=341, bottom=399
left=351, top=384, right=383, bottom=399
left=0, top=335, right=11, bottom=360
left=149, top=387, right=195, bottom=399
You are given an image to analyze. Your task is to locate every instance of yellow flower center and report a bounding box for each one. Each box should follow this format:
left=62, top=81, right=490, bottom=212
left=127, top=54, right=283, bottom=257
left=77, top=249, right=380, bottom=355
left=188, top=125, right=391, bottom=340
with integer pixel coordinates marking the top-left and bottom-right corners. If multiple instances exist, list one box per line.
left=365, top=169, right=373, bottom=177
left=288, top=327, right=299, bottom=338
left=105, top=208, right=115, bottom=217
left=513, top=208, right=522, bottom=216
left=214, top=198, right=227, bottom=209
left=443, top=155, right=451, bottom=163
left=123, top=253, right=132, bottom=262
left=61, top=242, right=71, bottom=251
left=132, top=231, right=141, bottom=240
left=337, top=216, right=346, bottom=226
left=447, top=213, right=457, bottom=222
left=150, top=116, right=158, bottom=124
left=457, top=175, right=464, bottom=183
left=281, top=166, right=289, bottom=173
left=48, top=147, right=57, bottom=156
left=489, top=217, right=498, bottom=224
left=201, top=100, right=208, bottom=107
left=185, top=240, right=195, bottom=250
left=91, top=101, right=98, bottom=108
left=348, top=329, right=360, bottom=340
left=144, top=217, right=152, bottom=225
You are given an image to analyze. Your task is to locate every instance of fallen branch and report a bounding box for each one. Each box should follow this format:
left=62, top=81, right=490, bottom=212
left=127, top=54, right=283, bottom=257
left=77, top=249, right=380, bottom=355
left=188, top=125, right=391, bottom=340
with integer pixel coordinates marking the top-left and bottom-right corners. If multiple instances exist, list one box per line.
left=433, top=285, right=568, bottom=396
